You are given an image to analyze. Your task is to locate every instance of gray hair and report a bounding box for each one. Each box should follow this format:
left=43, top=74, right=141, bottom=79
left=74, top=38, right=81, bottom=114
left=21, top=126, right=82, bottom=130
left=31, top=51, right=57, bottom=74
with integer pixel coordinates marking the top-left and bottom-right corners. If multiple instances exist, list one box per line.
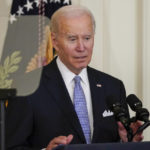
left=50, top=5, right=96, bottom=33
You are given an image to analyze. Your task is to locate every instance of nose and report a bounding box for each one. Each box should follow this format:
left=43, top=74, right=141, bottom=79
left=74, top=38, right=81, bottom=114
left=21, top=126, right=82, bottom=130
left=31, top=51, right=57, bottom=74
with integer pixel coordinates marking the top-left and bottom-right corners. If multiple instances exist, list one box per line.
left=76, top=39, right=85, bottom=51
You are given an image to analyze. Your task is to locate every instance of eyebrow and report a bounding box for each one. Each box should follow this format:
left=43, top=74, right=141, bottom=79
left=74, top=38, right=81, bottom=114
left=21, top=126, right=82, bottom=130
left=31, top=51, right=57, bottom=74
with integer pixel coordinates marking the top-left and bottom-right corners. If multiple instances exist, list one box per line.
left=67, top=35, right=77, bottom=38
left=66, top=33, right=93, bottom=37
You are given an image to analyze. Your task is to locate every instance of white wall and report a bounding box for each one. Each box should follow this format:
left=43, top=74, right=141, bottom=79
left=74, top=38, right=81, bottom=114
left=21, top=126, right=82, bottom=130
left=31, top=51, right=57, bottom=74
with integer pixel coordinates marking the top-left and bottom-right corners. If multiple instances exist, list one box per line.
left=103, top=0, right=142, bottom=97
left=142, top=0, right=150, bottom=141
left=0, top=0, right=12, bottom=59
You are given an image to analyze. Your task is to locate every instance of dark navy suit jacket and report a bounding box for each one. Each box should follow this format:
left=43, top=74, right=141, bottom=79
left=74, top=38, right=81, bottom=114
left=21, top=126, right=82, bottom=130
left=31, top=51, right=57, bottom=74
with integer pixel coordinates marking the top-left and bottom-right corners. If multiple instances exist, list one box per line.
left=6, top=58, right=128, bottom=150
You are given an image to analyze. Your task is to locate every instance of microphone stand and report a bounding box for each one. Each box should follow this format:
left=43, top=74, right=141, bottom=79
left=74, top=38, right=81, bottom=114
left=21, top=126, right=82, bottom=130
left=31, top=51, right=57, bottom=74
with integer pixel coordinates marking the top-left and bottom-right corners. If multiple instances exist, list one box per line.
left=121, top=120, right=133, bottom=142
left=130, top=116, right=150, bottom=140
left=0, top=89, right=16, bottom=150
left=126, top=127, right=133, bottom=142
left=134, top=121, right=150, bottom=136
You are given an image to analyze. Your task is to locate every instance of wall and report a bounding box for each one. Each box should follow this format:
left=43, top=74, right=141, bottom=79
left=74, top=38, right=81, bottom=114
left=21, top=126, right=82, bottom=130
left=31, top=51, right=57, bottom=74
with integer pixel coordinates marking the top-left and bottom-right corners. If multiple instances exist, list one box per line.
left=0, top=0, right=11, bottom=59
left=142, top=0, right=150, bottom=141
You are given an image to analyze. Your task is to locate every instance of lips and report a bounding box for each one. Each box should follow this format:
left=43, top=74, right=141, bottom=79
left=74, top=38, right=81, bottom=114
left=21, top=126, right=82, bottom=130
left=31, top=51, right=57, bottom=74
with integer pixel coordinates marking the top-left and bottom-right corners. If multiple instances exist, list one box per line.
left=73, top=56, right=88, bottom=63
left=74, top=56, right=87, bottom=59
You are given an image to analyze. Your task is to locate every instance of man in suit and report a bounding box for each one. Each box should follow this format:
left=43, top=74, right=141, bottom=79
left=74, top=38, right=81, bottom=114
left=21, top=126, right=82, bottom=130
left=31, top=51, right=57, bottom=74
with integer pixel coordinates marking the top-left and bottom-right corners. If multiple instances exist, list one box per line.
left=6, top=5, right=143, bottom=150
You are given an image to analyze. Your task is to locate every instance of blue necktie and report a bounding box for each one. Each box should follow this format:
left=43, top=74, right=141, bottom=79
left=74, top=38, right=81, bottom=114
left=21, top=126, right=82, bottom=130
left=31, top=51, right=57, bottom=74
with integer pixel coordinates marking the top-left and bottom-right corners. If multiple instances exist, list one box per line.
left=73, top=75, right=91, bottom=144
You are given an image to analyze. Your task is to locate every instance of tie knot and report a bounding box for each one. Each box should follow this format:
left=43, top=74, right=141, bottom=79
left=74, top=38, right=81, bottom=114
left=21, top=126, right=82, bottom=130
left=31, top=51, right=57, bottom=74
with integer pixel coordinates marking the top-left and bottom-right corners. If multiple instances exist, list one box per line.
left=74, top=75, right=81, bottom=84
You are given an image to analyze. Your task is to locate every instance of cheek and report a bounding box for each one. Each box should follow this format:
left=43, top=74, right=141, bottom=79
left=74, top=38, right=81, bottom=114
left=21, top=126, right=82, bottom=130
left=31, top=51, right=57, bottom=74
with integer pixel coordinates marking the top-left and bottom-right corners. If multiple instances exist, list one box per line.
left=87, top=45, right=93, bottom=55
left=90, top=41, right=94, bottom=49
left=62, top=44, right=76, bottom=57
left=59, top=46, right=73, bottom=60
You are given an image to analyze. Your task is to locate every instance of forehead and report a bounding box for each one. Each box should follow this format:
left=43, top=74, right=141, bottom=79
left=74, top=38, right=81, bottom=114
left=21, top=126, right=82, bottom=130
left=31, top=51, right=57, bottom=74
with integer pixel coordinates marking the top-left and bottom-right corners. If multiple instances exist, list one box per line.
left=57, top=14, right=94, bottom=35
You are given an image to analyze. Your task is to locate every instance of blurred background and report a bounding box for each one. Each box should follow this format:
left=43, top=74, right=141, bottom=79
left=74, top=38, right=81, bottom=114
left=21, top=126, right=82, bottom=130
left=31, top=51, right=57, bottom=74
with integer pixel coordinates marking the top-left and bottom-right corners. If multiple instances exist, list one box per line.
left=0, top=0, right=150, bottom=141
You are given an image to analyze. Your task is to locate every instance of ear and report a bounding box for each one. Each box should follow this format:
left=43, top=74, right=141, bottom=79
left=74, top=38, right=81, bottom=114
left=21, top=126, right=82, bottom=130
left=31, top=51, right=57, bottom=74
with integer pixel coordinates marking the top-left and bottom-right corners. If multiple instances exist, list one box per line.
left=51, top=32, right=59, bottom=52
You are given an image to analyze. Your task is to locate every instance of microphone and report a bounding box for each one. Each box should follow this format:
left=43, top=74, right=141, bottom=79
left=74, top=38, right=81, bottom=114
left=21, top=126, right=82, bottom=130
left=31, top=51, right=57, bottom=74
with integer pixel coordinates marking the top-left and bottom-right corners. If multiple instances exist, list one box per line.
left=106, top=95, right=133, bottom=141
left=126, top=94, right=149, bottom=122
left=106, top=95, right=130, bottom=129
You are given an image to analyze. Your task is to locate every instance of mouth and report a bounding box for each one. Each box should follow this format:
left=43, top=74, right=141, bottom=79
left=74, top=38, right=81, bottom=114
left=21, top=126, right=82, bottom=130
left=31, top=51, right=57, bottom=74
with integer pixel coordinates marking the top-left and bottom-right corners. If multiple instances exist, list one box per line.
left=74, top=56, right=87, bottom=59
left=73, top=56, right=87, bottom=63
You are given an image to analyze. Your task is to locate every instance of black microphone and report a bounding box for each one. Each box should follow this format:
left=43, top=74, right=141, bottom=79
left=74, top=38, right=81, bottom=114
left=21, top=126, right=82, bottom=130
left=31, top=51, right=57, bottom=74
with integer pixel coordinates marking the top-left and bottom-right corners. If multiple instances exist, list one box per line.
left=106, top=95, right=133, bottom=141
left=126, top=94, right=149, bottom=122
left=106, top=95, right=130, bottom=129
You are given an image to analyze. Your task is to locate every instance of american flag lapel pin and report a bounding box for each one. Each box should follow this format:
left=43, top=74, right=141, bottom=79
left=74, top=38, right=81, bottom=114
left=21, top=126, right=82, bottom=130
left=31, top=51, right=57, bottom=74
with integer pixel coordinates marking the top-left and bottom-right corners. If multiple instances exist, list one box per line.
left=96, top=84, right=102, bottom=87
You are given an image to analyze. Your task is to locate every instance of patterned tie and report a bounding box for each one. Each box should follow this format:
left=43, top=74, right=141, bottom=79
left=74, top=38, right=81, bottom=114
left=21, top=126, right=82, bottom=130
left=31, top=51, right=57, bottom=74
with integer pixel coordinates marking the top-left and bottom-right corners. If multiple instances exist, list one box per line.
left=73, top=75, right=91, bottom=144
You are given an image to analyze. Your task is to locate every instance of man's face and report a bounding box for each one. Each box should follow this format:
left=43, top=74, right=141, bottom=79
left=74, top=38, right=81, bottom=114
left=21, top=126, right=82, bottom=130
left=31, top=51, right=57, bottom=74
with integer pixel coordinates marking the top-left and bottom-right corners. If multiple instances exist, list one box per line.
left=52, top=14, right=94, bottom=74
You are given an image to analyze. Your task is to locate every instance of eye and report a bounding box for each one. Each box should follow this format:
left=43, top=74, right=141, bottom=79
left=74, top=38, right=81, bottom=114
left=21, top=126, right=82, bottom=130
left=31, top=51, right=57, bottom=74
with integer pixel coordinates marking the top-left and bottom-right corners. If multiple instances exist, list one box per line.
left=70, top=38, right=76, bottom=41
left=85, top=37, right=90, bottom=40
left=68, top=36, right=77, bottom=42
left=84, top=36, right=91, bottom=40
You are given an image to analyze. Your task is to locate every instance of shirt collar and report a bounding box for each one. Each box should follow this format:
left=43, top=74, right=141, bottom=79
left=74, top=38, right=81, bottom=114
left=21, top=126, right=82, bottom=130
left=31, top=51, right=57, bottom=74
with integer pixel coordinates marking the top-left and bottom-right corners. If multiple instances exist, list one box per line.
left=56, top=57, right=88, bottom=86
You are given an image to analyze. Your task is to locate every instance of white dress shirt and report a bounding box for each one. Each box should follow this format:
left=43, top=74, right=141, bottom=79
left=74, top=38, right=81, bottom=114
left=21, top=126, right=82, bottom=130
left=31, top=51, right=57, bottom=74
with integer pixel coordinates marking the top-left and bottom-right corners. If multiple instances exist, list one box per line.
left=56, top=57, right=93, bottom=137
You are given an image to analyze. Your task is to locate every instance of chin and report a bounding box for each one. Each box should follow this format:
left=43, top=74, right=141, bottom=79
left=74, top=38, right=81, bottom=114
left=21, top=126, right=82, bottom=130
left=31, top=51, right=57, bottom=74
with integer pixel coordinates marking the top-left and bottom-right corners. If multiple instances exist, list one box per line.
left=77, top=64, right=87, bottom=70
left=80, top=62, right=88, bottom=68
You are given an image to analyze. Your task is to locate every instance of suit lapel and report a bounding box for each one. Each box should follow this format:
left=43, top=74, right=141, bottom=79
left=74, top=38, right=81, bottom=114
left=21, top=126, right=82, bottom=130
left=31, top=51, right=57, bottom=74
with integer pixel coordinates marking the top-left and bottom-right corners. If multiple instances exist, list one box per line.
left=87, top=67, right=106, bottom=142
left=42, top=58, right=86, bottom=143
left=42, top=60, right=106, bottom=143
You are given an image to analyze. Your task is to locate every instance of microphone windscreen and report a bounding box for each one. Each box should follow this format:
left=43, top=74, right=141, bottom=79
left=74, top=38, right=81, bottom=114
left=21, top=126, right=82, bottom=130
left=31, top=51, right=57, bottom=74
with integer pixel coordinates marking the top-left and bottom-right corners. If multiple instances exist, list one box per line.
left=126, top=94, right=142, bottom=111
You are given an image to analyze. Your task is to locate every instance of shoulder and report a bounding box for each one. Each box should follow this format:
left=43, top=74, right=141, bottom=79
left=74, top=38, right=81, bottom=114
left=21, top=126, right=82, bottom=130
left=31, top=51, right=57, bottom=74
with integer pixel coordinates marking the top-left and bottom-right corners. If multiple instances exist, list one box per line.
left=87, top=66, right=126, bottom=103
left=87, top=66, right=123, bottom=85
left=87, top=66, right=126, bottom=96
